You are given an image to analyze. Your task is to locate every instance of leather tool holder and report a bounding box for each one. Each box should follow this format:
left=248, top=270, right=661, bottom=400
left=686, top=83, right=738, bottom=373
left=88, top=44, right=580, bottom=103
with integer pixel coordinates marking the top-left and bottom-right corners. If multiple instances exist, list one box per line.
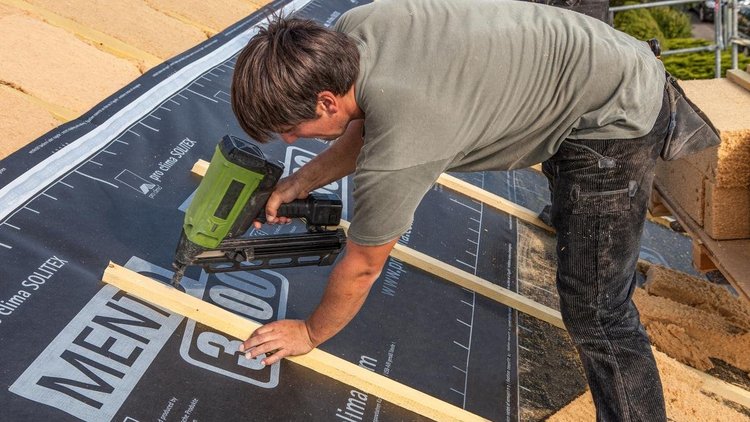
left=661, top=73, right=722, bottom=161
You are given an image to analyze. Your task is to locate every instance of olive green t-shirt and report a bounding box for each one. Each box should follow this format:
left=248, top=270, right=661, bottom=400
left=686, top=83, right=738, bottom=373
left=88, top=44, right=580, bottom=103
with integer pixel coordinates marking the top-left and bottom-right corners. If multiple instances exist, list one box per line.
left=334, top=0, right=666, bottom=245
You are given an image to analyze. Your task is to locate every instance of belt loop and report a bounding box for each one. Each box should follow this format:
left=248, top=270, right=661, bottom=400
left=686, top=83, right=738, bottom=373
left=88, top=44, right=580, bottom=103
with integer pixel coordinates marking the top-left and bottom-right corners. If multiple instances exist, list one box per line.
left=570, top=184, right=580, bottom=202
left=628, top=180, right=638, bottom=197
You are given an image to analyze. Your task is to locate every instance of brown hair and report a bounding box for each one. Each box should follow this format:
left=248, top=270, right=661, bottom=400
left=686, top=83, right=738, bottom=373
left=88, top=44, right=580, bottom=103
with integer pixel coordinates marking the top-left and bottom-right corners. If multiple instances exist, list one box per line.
left=231, top=16, right=360, bottom=143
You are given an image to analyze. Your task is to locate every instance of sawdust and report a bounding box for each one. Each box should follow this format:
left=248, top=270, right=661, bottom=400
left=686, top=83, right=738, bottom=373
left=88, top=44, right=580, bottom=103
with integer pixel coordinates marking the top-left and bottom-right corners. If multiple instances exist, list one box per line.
left=645, top=266, right=750, bottom=331
left=143, top=0, right=260, bottom=34
left=516, top=223, right=559, bottom=310
left=516, top=225, right=587, bottom=422
left=0, top=85, right=58, bottom=159
left=518, top=314, right=586, bottom=422
left=25, top=0, right=207, bottom=62
left=0, top=13, right=140, bottom=114
left=548, top=350, right=750, bottom=421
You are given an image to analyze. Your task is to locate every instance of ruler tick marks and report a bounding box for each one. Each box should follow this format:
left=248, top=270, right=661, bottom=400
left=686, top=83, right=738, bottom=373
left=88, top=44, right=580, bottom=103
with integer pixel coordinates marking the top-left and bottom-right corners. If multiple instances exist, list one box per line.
left=89, top=160, right=103, bottom=166
left=452, top=365, right=467, bottom=374
left=74, top=170, right=119, bottom=188
left=453, top=341, right=469, bottom=350
left=58, top=181, right=74, bottom=189
left=456, top=318, right=471, bottom=327
left=42, top=193, right=57, bottom=200
left=193, top=82, right=205, bottom=88
left=101, top=150, right=117, bottom=155
left=139, top=122, right=160, bottom=132
left=201, top=76, right=213, bottom=82
left=3, top=222, right=20, bottom=230
left=185, top=88, right=219, bottom=103
left=450, top=197, right=480, bottom=213
left=177, top=93, right=188, bottom=99
left=24, top=207, right=39, bottom=214
left=148, top=114, right=162, bottom=120
left=518, top=325, right=532, bottom=333
left=169, top=99, right=181, bottom=105
left=160, top=106, right=172, bottom=112
left=127, top=129, right=142, bottom=137
left=0, top=242, right=11, bottom=249
left=450, top=388, right=466, bottom=396
left=115, top=140, right=129, bottom=145
left=455, top=259, right=475, bottom=269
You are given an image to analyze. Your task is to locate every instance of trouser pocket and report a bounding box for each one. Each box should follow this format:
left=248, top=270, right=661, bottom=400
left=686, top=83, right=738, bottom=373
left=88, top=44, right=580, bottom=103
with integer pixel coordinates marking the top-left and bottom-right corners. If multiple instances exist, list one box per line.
left=569, top=180, right=637, bottom=214
left=551, top=140, right=642, bottom=217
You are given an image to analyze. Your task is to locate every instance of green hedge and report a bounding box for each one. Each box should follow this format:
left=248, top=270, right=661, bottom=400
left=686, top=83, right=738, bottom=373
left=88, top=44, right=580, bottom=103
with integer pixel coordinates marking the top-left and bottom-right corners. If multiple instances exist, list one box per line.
left=650, top=7, right=692, bottom=38
left=614, top=6, right=665, bottom=46
left=614, top=4, right=750, bottom=79
left=662, top=38, right=750, bottom=79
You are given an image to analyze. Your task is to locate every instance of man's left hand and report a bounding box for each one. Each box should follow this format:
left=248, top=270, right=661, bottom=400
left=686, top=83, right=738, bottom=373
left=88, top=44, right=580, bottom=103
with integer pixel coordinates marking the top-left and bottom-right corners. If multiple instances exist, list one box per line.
left=239, top=319, right=314, bottom=366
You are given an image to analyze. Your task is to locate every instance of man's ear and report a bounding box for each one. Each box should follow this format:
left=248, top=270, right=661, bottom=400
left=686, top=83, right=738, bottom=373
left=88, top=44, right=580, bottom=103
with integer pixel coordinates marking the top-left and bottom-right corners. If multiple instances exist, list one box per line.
left=317, top=91, right=338, bottom=116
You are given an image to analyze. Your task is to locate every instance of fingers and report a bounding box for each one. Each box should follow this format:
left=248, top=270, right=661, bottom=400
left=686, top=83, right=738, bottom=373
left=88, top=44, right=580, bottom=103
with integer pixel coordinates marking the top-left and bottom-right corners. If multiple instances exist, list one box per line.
left=265, top=193, right=282, bottom=224
left=239, top=334, right=288, bottom=367
left=237, top=320, right=311, bottom=366
left=262, top=349, right=289, bottom=366
left=264, top=194, right=294, bottom=225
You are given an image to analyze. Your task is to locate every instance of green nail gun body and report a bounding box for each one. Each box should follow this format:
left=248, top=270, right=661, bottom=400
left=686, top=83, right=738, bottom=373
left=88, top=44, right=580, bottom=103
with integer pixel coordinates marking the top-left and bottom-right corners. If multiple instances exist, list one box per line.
left=171, top=135, right=346, bottom=287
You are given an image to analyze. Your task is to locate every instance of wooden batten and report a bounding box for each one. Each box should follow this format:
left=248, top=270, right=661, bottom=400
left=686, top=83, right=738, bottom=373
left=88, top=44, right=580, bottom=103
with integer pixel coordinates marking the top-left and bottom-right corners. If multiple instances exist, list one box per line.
left=437, top=173, right=553, bottom=232
left=102, top=262, right=488, bottom=422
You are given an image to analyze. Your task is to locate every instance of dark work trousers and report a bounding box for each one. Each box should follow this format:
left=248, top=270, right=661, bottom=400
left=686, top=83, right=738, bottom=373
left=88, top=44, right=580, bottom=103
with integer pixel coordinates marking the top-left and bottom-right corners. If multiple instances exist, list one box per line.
left=541, top=89, right=670, bottom=422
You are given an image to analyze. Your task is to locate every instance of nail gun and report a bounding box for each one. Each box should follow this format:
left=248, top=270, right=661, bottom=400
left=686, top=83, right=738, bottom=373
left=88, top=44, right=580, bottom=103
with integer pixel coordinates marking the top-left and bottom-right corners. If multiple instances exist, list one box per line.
left=170, top=135, right=346, bottom=287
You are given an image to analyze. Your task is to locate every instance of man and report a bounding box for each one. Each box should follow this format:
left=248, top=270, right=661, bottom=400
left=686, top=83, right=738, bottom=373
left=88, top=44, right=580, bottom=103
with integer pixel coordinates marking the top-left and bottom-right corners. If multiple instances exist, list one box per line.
left=232, top=0, right=673, bottom=419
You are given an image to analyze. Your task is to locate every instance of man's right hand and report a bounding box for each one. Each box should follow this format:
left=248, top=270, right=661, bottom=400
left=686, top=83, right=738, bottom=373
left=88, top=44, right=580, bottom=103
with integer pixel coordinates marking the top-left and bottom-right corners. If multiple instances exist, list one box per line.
left=254, top=175, right=308, bottom=227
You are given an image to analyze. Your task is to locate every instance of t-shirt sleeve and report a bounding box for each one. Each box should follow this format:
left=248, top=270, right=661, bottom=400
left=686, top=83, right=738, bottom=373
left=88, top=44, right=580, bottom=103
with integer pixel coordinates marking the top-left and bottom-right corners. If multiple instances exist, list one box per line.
left=347, top=159, right=449, bottom=246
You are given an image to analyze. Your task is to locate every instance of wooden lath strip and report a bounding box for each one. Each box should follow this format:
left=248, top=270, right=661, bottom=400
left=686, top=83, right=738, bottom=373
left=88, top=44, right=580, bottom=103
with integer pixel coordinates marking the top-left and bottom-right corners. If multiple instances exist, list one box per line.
left=0, top=0, right=163, bottom=68
left=185, top=159, right=750, bottom=409
left=437, top=173, right=553, bottom=232
left=102, top=262, right=489, bottom=422
left=337, top=220, right=565, bottom=329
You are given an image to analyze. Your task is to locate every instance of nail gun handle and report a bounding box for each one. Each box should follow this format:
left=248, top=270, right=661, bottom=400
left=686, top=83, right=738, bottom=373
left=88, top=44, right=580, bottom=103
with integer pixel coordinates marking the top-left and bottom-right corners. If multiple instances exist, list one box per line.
left=276, top=193, right=343, bottom=226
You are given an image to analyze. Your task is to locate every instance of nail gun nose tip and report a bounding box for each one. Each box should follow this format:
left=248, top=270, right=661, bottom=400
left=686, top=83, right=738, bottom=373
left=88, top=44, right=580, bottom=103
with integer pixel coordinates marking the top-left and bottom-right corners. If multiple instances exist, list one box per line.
left=170, top=266, right=186, bottom=287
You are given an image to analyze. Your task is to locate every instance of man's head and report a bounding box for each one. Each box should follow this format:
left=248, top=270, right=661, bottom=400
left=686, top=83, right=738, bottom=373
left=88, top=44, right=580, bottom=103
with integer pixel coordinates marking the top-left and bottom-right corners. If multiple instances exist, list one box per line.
left=231, top=16, right=360, bottom=143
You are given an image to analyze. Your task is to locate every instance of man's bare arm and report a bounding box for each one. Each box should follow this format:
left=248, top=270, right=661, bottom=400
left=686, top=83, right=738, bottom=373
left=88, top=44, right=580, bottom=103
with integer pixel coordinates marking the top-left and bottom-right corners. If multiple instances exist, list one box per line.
left=239, top=237, right=398, bottom=365
left=293, top=118, right=364, bottom=192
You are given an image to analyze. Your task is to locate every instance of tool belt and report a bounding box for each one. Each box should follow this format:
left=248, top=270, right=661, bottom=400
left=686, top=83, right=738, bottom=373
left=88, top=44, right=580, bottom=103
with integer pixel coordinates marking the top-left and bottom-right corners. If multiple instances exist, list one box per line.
left=660, top=73, right=721, bottom=160
left=645, top=38, right=721, bottom=161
